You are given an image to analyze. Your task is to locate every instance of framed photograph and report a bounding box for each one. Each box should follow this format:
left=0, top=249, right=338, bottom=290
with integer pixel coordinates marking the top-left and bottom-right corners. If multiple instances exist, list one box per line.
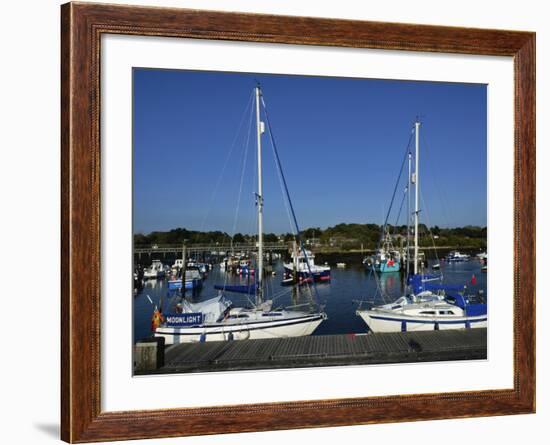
left=61, top=2, right=535, bottom=442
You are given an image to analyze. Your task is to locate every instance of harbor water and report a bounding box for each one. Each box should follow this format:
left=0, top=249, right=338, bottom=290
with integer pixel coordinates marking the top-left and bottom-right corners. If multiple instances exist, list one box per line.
left=133, top=254, right=487, bottom=343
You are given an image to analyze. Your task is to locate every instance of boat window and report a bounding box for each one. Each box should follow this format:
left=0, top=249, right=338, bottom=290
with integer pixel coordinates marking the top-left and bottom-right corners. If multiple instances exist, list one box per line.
left=262, top=312, right=283, bottom=317
left=237, top=314, right=249, bottom=318
left=420, top=311, right=436, bottom=315
left=439, top=310, right=454, bottom=315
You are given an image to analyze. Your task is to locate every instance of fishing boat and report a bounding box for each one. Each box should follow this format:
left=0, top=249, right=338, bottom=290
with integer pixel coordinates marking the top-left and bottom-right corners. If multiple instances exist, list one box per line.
left=167, top=268, right=203, bottom=291
left=283, top=250, right=330, bottom=282
left=445, top=251, right=470, bottom=262
left=171, top=258, right=184, bottom=273
left=187, top=260, right=209, bottom=276
left=219, top=256, right=237, bottom=271
left=356, top=120, right=487, bottom=333
left=143, top=259, right=165, bottom=280
left=154, top=85, right=326, bottom=344
left=237, top=258, right=255, bottom=276
left=364, top=228, right=401, bottom=273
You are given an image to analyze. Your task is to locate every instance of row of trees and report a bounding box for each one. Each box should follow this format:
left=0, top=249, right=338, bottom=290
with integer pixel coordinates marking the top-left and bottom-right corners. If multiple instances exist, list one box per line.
left=134, top=223, right=487, bottom=250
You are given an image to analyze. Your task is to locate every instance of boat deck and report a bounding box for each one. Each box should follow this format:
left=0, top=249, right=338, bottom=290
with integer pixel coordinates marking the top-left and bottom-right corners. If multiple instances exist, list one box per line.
left=136, top=328, right=487, bottom=375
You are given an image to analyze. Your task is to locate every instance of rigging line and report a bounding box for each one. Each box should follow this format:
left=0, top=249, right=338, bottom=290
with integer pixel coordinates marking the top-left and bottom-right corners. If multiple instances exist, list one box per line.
left=367, top=270, right=381, bottom=303
left=420, top=129, right=452, bottom=229
left=223, top=95, right=255, bottom=289
left=368, top=130, right=414, bottom=304
left=419, top=187, right=443, bottom=276
left=199, top=90, right=254, bottom=232
left=261, top=94, right=322, bottom=310
left=231, top=95, right=255, bottom=238
left=368, top=129, right=414, bottom=305
left=378, top=129, right=414, bottom=246
left=269, top=286, right=294, bottom=303
left=271, top=136, right=297, bottom=236
left=371, top=266, right=388, bottom=303
left=251, top=144, right=258, bottom=237
left=261, top=96, right=296, bottom=238
left=393, top=186, right=408, bottom=228
left=244, top=108, right=259, bottom=251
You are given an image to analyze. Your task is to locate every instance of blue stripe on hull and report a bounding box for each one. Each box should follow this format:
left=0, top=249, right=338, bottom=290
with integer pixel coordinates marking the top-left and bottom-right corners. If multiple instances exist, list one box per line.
left=365, top=314, right=486, bottom=332
left=370, top=315, right=487, bottom=325
left=157, top=314, right=325, bottom=336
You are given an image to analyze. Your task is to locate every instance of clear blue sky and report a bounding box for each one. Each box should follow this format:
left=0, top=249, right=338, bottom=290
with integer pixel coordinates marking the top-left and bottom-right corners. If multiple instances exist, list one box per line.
left=133, top=68, right=487, bottom=235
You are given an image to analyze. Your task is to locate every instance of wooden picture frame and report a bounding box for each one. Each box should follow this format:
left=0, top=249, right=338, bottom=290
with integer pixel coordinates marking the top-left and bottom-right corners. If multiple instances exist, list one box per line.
left=61, top=2, right=535, bottom=442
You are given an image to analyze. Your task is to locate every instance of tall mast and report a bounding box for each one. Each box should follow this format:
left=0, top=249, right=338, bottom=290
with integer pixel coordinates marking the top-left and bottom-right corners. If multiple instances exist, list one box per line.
left=406, top=150, right=412, bottom=277
left=414, top=120, right=420, bottom=275
left=255, top=86, right=264, bottom=305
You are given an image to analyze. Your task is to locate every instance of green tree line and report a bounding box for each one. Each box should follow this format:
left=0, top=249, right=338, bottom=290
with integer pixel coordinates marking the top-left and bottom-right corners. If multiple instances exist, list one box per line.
left=134, top=223, right=486, bottom=250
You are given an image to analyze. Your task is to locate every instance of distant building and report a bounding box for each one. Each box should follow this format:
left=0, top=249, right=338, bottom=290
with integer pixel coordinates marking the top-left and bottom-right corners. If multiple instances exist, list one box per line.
left=305, top=238, right=321, bottom=247
left=328, top=236, right=359, bottom=247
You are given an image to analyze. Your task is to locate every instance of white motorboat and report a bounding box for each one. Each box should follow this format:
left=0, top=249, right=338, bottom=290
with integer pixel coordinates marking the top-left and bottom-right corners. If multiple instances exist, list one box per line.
left=476, top=251, right=488, bottom=260
left=171, top=259, right=184, bottom=271
left=283, top=249, right=330, bottom=282
left=445, top=251, right=470, bottom=262
left=154, top=85, right=326, bottom=344
left=143, top=259, right=165, bottom=280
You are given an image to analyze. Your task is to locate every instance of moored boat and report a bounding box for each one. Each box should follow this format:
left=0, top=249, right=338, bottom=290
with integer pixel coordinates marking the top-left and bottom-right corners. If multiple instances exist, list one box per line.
left=356, top=120, right=486, bottom=333
left=445, top=251, right=470, bottom=262
left=357, top=289, right=487, bottom=333
left=154, top=85, right=326, bottom=344
left=167, top=268, right=203, bottom=291
left=476, top=251, right=487, bottom=260
left=143, top=259, right=165, bottom=280
left=154, top=295, right=326, bottom=343
left=364, top=228, right=401, bottom=273
left=283, top=250, right=330, bottom=282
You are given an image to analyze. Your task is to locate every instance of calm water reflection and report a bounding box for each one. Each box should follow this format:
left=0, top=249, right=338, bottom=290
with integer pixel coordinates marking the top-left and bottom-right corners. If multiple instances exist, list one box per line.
left=133, top=258, right=487, bottom=342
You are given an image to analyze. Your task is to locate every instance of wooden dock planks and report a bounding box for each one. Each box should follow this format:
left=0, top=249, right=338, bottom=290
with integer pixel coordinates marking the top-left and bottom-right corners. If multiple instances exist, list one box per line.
left=138, top=328, right=487, bottom=375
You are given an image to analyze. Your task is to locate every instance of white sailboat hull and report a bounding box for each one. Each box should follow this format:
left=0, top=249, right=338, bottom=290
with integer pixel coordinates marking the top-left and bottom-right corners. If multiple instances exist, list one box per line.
left=356, top=310, right=487, bottom=333
left=155, top=313, right=325, bottom=345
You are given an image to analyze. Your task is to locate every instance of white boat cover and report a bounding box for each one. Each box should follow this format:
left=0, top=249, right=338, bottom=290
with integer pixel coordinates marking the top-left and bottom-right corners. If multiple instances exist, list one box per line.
left=180, top=295, right=231, bottom=324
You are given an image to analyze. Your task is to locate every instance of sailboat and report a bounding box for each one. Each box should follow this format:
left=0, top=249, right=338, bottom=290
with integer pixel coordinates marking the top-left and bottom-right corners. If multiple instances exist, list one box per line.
left=154, top=86, right=326, bottom=344
left=356, top=120, right=487, bottom=333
